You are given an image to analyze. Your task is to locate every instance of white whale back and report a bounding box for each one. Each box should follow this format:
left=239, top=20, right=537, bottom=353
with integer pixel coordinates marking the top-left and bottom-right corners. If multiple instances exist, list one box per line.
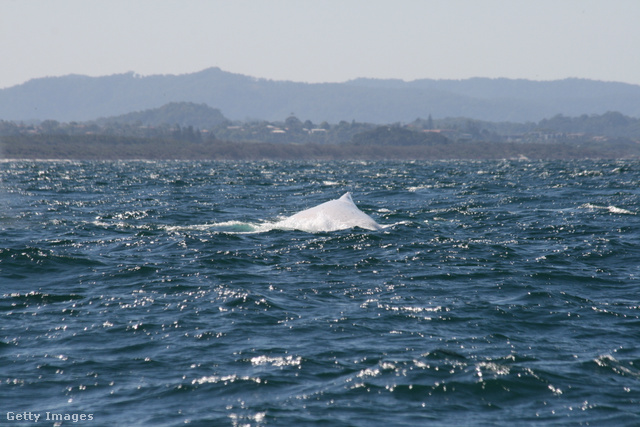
left=276, top=192, right=382, bottom=232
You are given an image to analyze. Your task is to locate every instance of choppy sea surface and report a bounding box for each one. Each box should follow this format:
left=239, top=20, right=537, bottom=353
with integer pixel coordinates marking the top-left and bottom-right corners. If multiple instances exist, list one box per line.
left=1, top=160, right=640, bottom=426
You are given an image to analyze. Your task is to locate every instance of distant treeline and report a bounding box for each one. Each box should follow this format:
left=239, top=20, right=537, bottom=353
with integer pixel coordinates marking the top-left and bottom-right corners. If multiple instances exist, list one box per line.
left=2, top=103, right=640, bottom=159
left=3, top=103, right=640, bottom=146
left=2, top=133, right=639, bottom=160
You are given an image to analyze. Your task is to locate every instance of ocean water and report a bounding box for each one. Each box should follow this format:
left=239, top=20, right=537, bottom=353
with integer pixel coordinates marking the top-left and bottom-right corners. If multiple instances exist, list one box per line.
left=1, top=159, right=639, bottom=426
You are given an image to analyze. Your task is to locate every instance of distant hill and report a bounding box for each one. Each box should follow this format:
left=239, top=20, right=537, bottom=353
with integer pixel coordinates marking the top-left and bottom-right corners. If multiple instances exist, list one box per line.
left=1, top=67, right=640, bottom=123
left=95, top=102, right=228, bottom=128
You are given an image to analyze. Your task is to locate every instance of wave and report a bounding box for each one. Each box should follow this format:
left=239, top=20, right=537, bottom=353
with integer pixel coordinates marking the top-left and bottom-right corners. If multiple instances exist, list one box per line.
left=204, top=220, right=399, bottom=234
left=155, top=219, right=401, bottom=235
left=579, top=203, right=635, bottom=215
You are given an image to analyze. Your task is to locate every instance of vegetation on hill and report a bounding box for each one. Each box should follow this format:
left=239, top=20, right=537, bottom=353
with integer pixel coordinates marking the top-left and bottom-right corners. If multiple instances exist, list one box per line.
left=94, top=102, right=228, bottom=129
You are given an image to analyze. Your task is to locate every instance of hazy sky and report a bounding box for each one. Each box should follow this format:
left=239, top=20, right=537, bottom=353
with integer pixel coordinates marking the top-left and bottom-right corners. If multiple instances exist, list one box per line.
left=2, top=0, right=639, bottom=89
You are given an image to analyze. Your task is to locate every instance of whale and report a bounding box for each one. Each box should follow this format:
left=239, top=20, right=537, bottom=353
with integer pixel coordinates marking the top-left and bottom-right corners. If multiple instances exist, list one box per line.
left=276, top=192, right=383, bottom=232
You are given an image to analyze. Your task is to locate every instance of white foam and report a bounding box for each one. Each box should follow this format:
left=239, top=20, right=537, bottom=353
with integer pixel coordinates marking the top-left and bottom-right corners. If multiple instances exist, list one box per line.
left=580, top=203, right=635, bottom=215
left=250, top=355, right=301, bottom=367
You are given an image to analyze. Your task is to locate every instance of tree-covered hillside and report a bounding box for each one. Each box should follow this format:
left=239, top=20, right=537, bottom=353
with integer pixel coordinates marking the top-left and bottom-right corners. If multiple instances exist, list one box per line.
left=95, top=102, right=228, bottom=129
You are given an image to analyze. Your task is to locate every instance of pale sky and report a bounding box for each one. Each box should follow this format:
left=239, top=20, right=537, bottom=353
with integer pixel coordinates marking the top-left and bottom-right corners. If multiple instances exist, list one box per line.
left=1, top=0, right=639, bottom=89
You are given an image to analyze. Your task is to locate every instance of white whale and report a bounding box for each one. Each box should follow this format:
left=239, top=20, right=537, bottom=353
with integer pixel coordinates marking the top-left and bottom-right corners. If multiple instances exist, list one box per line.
left=276, top=192, right=383, bottom=232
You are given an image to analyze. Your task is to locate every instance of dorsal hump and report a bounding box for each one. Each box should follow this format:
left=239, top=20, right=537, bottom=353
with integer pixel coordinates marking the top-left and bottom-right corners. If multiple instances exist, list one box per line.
left=339, top=192, right=354, bottom=204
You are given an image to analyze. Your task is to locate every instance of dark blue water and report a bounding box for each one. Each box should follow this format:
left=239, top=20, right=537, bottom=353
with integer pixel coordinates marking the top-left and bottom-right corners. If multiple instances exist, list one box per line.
left=1, top=160, right=640, bottom=426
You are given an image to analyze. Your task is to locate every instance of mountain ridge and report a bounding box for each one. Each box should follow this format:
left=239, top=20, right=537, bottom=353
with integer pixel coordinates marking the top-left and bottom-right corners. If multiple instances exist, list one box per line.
left=1, top=67, right=639, bottom=123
